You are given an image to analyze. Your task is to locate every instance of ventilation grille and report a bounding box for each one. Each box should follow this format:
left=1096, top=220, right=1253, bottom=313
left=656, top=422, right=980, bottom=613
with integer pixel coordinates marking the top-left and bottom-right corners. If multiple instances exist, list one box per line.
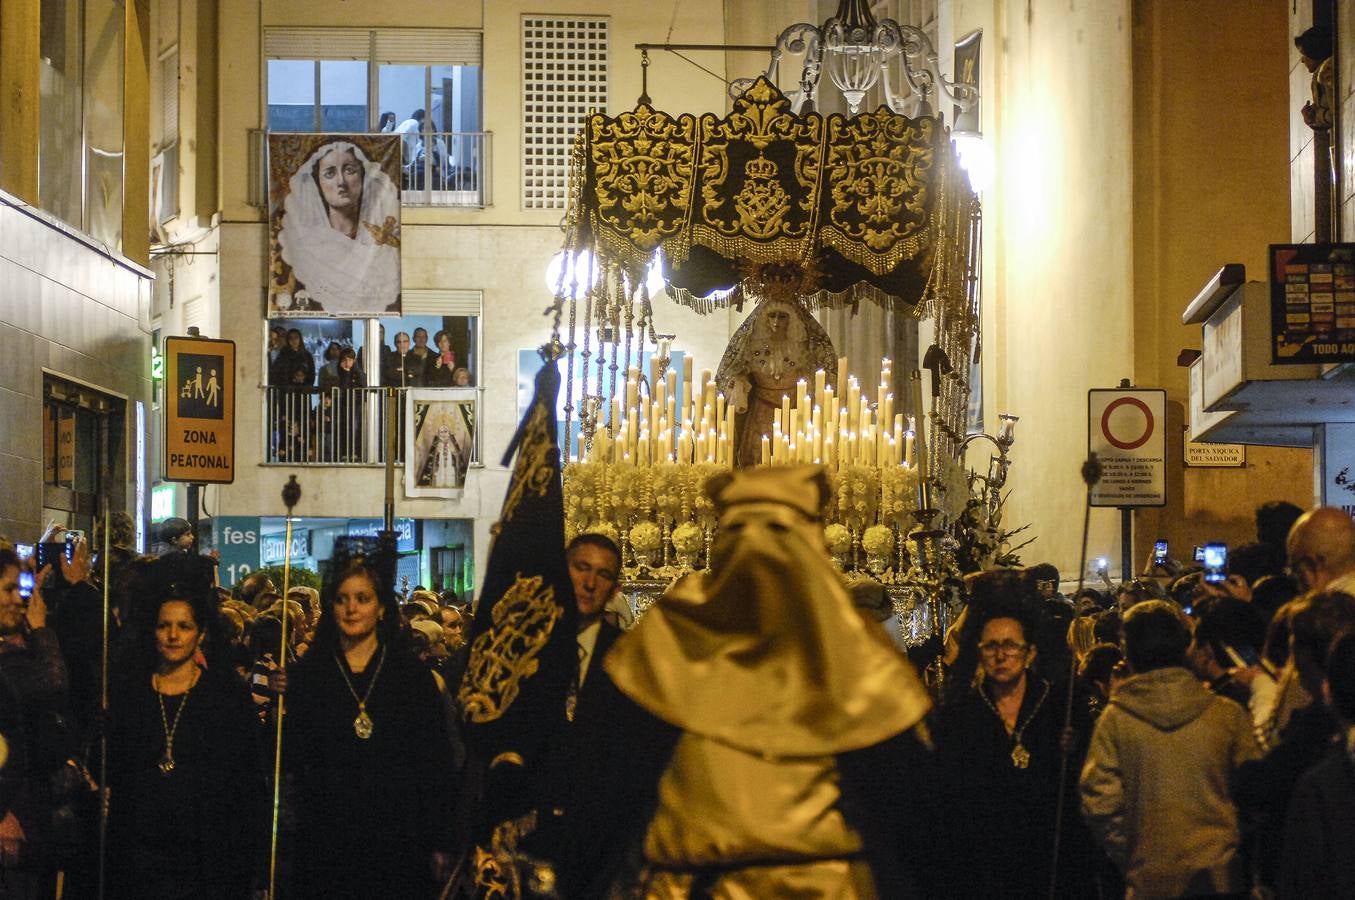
left=521, top=16, right=608, bottom=210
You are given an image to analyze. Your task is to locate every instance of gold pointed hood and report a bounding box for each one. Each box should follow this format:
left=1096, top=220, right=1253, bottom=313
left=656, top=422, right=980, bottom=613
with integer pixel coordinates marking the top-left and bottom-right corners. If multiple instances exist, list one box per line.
left=604, top=465, right=930, bottom=757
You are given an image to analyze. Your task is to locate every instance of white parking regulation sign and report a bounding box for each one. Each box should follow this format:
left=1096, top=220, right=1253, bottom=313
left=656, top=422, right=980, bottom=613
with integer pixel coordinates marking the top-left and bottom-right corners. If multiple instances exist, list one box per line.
left=1088, top=388, right=1167, bottom=507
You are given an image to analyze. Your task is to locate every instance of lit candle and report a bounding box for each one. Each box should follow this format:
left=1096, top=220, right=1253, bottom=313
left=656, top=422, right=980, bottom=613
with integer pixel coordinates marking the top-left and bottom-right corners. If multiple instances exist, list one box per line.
left=761, top=435, right=771, bottom=465
left=911, top=371, right=928, bottom=481
left=682, top=356, right=694, bottom=423
left=814, top=369, right=826, bottom=405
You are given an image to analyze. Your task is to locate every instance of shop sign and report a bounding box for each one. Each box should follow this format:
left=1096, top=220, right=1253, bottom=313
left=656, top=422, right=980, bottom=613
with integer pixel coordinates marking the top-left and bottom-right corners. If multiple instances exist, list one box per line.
left=261, top=530, right=312, bottom=565
left=346, top=518, right=417, bottom=553
left=151, top=484, right=176, bottom=521
left=164, top=336, right=235, bottom=483
left=1270, top=243, right=1355, bottom=365
left=214, top=516, right=260, bottom=588
left=57, top=413, right=75, bottom=485
left=1088, top=388, right=1167, bottom=507
left=1184, top=442, right=1246, bottom=467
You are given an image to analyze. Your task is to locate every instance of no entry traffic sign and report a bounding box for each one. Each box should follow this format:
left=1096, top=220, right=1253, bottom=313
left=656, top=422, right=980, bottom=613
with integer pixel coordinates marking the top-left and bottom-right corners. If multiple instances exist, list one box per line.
left=164, top=335, right=236, bottom=483
left=1088, top=388, right=1166, bottom=507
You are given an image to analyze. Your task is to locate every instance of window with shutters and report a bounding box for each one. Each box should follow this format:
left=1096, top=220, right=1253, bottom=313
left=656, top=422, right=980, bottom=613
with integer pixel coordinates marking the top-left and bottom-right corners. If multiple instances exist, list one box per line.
left=263, top=29, right=482, bottom=135
left=521, top=16, right=608, bottom=210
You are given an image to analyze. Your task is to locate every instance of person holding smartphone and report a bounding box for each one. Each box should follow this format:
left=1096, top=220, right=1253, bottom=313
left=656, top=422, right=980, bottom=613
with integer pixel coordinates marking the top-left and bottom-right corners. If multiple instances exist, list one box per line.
left=0, top=546, right=71, bottom=897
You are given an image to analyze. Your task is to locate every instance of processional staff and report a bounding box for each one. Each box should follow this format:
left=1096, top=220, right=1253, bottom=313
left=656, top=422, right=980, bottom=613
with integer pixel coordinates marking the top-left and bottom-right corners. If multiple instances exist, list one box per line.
left=1048, top=453, right=1102, bottom=900
left=267, top=475, right=302, bottom=900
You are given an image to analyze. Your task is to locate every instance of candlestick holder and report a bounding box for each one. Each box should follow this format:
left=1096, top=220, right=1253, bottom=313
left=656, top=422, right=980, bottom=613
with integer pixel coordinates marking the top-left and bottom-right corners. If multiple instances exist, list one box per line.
left=578, top=394, right=603, bottom=455
left=958, top=413, right=1019, bottom=531
left=909, top=506, right=948, bottom=700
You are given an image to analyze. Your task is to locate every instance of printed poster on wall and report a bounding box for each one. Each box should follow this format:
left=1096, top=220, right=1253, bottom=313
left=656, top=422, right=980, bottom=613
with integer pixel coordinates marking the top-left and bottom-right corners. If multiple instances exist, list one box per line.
left=268, top=133, right=403, bottom=317
left=1270, top=242, right=1355, bottom=365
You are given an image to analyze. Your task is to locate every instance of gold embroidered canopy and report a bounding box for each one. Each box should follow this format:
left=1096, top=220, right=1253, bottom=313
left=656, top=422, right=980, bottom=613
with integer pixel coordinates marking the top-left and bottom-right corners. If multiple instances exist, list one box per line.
left=560, top=76, right=974, bottom=313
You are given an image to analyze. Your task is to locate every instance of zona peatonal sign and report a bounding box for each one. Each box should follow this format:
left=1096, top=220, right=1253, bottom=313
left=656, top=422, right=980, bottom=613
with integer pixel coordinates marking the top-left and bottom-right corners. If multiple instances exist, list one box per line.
left=1088, top=388, right=1167, bottom=508
left=164, top=335, right=236, bottom=483
left=1270, top=243, right=1355, bottom=365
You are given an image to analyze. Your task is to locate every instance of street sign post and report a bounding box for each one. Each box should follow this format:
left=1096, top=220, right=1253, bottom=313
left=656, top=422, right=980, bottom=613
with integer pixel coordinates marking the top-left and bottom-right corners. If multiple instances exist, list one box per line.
left=1089, top=386, right=1167, bottom=583
left=164, top=335, right=236, bottom=484
left=1088, top=388, right=1167, bottom=508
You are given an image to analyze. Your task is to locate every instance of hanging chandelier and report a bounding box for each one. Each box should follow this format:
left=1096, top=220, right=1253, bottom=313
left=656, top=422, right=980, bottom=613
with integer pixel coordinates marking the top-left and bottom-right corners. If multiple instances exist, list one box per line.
left=730, top=0, right=979, bottom=120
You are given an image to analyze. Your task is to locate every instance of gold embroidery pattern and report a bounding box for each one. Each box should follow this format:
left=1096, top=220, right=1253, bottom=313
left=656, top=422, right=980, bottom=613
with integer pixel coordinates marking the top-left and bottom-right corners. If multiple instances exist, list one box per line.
left=577, top=77, right=941, bottom=277
left=498, top=403, right=556, bottom=527
left=457, top=575, right=562, bottom=724
left=820, top=112, right=936, bottom=273
left=693, top=78, right=822, bottom=259
left=471, top=811, right=544, bottom=900
left=588, top=105, right=697, bottom=253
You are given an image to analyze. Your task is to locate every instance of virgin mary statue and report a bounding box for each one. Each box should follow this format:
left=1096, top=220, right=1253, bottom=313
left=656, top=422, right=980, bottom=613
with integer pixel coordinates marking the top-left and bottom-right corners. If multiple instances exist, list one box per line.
left=715, top=298, right=837, bottom=468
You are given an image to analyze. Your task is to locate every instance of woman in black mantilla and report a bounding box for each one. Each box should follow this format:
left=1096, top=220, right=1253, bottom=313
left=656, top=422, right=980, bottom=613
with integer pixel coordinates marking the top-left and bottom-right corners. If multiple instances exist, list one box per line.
left=935, top=586, right=1093, bottom=898
left=283, top=557, right=456, bottom=899
left=106, top=578, right=264, bottom=899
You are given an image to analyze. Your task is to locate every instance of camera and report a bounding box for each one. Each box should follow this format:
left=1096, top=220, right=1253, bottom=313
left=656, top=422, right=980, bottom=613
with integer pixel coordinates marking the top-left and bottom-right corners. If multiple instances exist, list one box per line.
left=1202, top=543, right=1228, bottom=584
left=1153, top=539, right=1168, bottom=566
left=17, top=571, right=34, bottom=602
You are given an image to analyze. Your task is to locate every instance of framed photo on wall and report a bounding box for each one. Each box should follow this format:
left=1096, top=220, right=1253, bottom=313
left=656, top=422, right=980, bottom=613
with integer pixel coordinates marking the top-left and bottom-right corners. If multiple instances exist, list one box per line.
left=404, top=388, right=477, bottom=498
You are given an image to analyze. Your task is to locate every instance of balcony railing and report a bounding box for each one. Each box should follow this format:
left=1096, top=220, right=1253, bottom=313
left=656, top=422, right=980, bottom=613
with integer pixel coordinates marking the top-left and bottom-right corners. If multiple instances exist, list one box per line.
left=263, top=386, right=479, bottom=467
left=249, top=130, right=492, bottom=209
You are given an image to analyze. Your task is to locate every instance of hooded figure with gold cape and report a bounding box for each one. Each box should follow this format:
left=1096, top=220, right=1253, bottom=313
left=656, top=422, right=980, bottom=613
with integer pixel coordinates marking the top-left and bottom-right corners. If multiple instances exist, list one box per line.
left=550, top=466, right=938, bottom=898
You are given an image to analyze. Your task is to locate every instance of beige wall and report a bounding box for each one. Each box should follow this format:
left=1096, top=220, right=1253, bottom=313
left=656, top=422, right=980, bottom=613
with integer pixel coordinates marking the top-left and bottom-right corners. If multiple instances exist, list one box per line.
left=951, top=0, right=1135, bottom=576
left=1131, top=0, right=1312, bottom=560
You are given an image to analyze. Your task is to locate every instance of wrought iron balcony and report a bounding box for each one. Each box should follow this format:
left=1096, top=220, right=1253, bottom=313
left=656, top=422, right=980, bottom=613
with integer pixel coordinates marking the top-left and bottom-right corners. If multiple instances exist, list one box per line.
left=248, top=130, right=492, bottom=209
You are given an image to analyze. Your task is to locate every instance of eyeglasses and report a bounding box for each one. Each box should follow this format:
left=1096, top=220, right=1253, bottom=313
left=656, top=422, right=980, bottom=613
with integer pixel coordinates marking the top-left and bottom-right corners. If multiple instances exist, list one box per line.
left=978, top=640, right=1030, bottom=658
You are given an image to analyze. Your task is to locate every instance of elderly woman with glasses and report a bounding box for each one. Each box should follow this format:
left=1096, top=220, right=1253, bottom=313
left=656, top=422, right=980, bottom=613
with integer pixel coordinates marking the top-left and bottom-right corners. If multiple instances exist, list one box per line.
left=936, top=589, right=1095, bottom=898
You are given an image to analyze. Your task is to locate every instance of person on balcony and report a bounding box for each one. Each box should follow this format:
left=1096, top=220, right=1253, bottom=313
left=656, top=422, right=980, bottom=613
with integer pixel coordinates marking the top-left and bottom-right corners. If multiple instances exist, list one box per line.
left=425, top=331, right=456, bottom=387
left=382, top=332, right=423, bottom=388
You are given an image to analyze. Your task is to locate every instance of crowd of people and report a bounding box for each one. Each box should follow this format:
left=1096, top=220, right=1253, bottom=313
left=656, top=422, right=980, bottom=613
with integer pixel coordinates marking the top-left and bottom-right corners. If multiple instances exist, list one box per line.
left=0, top=515, right=473, bottom=898
left=0, top=492, right=1351, bottom=898
left=266, top=324, right=472, bottom=463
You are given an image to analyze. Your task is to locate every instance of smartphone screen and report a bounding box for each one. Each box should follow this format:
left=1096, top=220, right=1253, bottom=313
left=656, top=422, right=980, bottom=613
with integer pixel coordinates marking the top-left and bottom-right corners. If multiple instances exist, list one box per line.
left=15, top=544, right=33, bottom=561
left=17, top=571, right=34, bottom=602
left=1193, top=545, right=1205, bottom=563
left=1153, top=539, right=1168, bottom=564
left=1203, top=543, right=1228, bottom=584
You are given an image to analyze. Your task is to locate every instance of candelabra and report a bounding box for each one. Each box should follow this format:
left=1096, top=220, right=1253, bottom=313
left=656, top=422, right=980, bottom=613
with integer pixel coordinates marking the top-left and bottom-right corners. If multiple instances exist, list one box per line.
left=957, top=413, right=1019, bottom=530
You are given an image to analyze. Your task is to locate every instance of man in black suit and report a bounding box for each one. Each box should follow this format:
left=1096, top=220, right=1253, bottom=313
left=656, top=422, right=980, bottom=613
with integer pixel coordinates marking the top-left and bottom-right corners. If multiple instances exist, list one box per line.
left=527, top=533, right=624, bottom=866
left=566, top=533, right=623, bottom=719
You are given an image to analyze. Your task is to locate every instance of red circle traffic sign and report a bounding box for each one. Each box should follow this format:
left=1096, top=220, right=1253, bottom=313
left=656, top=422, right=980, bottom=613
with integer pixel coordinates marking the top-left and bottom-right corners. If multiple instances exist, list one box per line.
left=1100, top=397, right=1154, bottom=451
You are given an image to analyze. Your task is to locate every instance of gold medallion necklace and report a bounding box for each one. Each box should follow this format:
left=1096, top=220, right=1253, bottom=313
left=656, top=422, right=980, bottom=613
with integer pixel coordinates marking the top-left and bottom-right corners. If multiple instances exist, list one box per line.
left=978, top=677, right=1050, bottom=769
left=335, top=644, right=386, bottom=740
left=154, top=668, right=199, bottom=775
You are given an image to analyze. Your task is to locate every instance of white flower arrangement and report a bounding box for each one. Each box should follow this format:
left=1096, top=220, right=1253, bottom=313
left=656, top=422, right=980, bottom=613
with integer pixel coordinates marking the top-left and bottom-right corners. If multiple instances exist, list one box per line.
left=629, top=521, right=662, bottom=553
left=863, top=524, right=895, bottom=557
left=651, top=463, right=686, bottom=522
left=562, top=461, right=600, bottom=531
left=671, top=522, right=704, bottom=553
left=824, top=523, right=852, bottom=556
left=586, top=521, right=619, bottom=547
left=879, top=464, right=919, bottom=525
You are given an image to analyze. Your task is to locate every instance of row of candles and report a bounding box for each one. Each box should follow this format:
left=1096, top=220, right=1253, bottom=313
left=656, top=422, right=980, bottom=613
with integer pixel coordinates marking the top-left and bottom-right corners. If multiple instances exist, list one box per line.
left=581, top=347, right=930, bottom=478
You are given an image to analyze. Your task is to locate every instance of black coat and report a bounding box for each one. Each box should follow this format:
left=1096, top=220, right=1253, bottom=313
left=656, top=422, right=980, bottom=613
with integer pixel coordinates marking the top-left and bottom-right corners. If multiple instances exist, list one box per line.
left=935, top=677, right=1093, bottom=899
left=284, top=642, right=456, bottom=900
left=1276, top=743, right=1355, bottom=900
left=271, top=346, right=315, bottom=388
left=106, top=667, right=264, bottom=899
left=551, top=667, right=940, bottom=900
